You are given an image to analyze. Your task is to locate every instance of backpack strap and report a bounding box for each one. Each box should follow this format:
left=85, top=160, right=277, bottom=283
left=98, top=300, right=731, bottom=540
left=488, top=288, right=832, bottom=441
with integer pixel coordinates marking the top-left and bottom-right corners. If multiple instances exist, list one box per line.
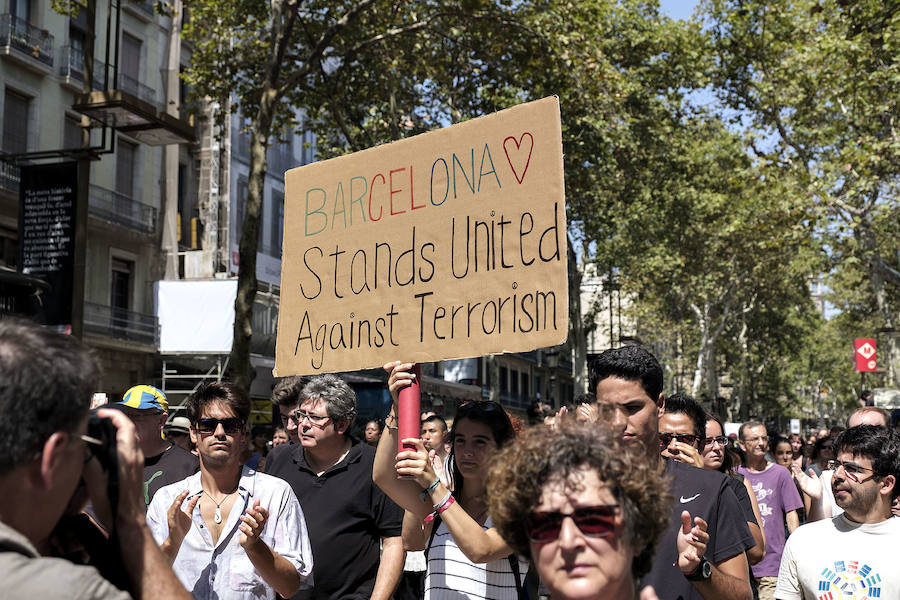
left=508, top=554, right=525, bottom=600
left=424, top=513, right=441, bottom=561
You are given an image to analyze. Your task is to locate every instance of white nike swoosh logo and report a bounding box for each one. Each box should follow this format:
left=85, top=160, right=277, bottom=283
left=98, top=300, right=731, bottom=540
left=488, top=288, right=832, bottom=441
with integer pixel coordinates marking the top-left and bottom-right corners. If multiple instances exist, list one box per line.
left=680, top=494, right=701, bottom=503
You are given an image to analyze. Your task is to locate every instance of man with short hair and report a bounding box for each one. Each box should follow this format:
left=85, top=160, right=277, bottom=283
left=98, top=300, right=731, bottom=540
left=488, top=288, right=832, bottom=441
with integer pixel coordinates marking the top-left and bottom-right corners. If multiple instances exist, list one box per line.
left=147, top=381, right=312, bottom=600
left=775, top=425, right=900, bottom=599
left=0, top=319, right=191, bottom=599
left=590, top=346, right=754, bottom=600
left=271, top=376, right=306, bottom=444
left=737, top=422, right=803, bottom=600
left=116, top=385, right=199, bottom=506
left=164, top=416, right=195, bottom=453
left=420, top=414, right=450, bottom=484
left=265, top=374, right=405, bottom=600
left=795, top=406, right=891, bottom=521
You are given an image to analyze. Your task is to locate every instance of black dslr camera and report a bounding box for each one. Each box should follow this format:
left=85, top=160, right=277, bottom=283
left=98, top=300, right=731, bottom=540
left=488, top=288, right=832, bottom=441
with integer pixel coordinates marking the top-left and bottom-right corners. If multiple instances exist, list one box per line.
left=86, top=412, right=120, bottom=520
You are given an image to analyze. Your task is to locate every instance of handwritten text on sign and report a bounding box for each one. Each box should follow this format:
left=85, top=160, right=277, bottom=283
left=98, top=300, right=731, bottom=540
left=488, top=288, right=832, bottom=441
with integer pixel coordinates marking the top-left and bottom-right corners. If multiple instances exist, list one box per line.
left=275, top=97, right=567, bottom=376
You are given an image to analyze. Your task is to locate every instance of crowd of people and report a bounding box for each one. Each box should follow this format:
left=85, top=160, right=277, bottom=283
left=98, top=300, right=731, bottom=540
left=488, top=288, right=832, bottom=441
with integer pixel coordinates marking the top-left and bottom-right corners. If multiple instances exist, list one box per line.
left=1, top=319, right=898, bottom=600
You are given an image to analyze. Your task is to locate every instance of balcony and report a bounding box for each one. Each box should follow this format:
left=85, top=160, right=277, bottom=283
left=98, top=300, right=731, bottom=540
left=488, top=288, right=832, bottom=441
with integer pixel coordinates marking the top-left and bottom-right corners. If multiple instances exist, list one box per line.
left=118, top=72, right=157, bottom=106
left=84, top=301, right=158, bottom=347
left=89, top=185, right=157, bottom=233
left=0, top=14, right=53, bottom=71
left=58, top=45, right=105, bottom=91
left=0, top=162, right=19, bottom=194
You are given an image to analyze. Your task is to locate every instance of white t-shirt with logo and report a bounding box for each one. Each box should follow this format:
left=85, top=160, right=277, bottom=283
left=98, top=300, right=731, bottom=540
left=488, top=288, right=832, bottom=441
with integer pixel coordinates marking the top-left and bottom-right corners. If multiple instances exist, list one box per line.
left=775, top=514, right=900, bottom=599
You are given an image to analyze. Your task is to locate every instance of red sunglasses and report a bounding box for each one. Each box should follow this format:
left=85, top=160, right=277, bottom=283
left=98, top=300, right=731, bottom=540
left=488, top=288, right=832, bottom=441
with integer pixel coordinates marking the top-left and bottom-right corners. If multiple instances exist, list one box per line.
left=525, top=504, right=619, bottom=543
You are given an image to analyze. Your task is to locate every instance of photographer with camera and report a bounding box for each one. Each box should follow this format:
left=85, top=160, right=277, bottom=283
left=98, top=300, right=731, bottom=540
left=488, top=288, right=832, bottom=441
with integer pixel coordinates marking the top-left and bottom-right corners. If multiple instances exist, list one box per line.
left=0, top=320, right=191, bottom=599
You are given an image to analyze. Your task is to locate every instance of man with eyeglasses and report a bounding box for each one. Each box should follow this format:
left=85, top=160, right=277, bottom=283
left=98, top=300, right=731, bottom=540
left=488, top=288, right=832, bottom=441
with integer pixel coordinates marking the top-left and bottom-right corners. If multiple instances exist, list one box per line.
left=793, top=406, right=891, bottom=522
left=113, top=385, right=199, bottom=507
left=147, top=382, right=313, bottom=599
left=737, top=422, right=803, bottom=600
left=265, top=374, right=405, bottom=600
left=0, top=319, right=192, bottom=599
left=271, top=376, right=308, bottom=444
left=775, top=425, right=900, bottom=600
left=589, top=346, right=754, bottom=600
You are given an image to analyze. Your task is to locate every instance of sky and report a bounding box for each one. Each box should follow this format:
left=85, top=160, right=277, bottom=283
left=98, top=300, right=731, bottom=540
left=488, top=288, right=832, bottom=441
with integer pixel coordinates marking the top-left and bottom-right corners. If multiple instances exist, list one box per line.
left=658, top=0, right=699, bottom=22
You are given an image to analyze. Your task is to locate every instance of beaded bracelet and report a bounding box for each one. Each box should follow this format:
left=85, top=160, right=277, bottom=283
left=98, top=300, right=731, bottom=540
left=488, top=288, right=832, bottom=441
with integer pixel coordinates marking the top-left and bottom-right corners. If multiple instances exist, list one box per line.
left=419, top=477, right=441, bottom=501
left=424, top=494, right=455, bottom=523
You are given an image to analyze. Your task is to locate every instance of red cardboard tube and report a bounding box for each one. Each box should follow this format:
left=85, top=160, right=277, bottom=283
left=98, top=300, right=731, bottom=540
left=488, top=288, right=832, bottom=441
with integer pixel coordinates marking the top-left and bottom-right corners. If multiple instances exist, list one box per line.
left=398, top=364, right=421, bottom=453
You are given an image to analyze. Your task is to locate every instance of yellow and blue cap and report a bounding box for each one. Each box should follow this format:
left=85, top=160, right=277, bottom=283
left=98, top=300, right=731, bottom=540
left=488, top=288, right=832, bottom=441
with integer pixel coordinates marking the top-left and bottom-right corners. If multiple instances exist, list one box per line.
left=118, top=385, right=168, bottom=413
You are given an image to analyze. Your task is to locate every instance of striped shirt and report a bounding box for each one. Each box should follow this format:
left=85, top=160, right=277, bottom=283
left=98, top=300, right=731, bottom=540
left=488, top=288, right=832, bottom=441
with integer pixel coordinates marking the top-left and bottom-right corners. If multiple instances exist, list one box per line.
left=425, top=516, right=528, bottom=600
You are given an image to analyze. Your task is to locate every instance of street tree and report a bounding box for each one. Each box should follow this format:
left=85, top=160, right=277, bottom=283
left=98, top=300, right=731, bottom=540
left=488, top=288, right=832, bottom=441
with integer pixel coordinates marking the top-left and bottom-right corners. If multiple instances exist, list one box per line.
left=702, top=0, right=900, bottom=385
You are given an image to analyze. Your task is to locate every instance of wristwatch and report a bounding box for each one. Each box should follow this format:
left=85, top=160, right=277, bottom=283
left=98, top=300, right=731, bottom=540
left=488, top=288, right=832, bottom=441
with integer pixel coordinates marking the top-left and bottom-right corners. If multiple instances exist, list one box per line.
left=684, top=557, right=711, bottom=582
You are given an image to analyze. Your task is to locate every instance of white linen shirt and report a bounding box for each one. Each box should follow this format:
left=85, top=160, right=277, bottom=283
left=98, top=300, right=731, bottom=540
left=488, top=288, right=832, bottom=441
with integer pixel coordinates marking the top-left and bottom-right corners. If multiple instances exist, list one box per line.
left=147, top=466, right=313, bottom=600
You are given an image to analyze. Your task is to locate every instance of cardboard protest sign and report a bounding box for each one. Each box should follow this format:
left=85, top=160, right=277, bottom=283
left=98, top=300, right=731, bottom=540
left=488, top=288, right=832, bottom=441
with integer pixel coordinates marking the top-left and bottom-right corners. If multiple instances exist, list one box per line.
left=275, top=96, right=567, bottom=376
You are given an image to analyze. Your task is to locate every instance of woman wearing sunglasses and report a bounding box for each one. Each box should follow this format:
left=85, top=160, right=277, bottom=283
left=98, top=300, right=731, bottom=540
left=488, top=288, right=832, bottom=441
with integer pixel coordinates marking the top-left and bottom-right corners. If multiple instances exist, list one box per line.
left=486, top=422, right=670, bottom=599
left=374, top=361, right=524, bottom=599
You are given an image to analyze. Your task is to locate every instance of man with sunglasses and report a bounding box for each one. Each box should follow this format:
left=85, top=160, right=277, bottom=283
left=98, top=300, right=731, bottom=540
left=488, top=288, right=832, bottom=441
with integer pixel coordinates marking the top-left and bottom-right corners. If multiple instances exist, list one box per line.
left=265, top=374, right=405, bottom=600
left=589, top=346, right=754, bottom=600
left=737, top=421, right=802, bottom=600
left=0, top=319, right=192, bottom=599
left=147, top=382, right=313, bottom=600
left=114, top=385, right=199, bottom=507
left=775, top=425, right=900, bottom=600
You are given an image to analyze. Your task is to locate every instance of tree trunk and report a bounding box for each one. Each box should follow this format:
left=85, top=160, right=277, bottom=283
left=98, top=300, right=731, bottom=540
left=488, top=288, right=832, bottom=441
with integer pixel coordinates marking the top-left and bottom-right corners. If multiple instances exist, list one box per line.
left=691, top=302, right=718, bottom=401
left=230, top=92, right=276, bottom=392
left=568, top=237, right=587, bottom=394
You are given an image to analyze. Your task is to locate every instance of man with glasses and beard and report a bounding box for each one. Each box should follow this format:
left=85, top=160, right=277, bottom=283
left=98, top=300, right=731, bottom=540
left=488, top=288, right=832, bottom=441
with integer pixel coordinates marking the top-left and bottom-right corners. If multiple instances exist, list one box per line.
left=775, top=425, right=900, bottom=599
left=147, top=382, right=312, bottom=600
left=265, top=374, right=405, bottom=600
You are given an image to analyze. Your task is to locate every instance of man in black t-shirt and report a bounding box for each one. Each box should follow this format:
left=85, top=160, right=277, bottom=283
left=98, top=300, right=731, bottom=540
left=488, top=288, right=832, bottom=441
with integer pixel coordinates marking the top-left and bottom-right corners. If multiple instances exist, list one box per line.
left=115, top=385, right=199, bottom=506
left=589, top=346, right=754, bottom=600
left=266, top=375, right=404, bottom=600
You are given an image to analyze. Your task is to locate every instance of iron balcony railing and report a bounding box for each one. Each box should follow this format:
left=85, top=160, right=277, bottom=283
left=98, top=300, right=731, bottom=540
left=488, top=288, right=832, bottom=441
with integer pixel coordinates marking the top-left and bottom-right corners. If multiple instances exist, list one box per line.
left=89, top=185, right=157, bottom=233
left=84, top=301, right=158, bottom=346
left=0, top=161, right=19, bottom=193
left=118, top=72, right=156, bottom=105
left=58, top=45, right=105, bottom=89
left=0, top=13, right=53, bottom=67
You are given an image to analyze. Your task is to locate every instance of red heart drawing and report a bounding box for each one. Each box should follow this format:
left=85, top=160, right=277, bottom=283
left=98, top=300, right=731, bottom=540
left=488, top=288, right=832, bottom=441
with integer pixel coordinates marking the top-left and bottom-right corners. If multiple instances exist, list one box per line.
left=503, top=132, right=534, bottom=184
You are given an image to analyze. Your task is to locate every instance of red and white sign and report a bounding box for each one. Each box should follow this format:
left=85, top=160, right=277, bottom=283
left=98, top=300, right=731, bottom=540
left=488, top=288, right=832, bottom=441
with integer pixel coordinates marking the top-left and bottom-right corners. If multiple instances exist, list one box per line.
left=854, top=338, right=877, bottom=372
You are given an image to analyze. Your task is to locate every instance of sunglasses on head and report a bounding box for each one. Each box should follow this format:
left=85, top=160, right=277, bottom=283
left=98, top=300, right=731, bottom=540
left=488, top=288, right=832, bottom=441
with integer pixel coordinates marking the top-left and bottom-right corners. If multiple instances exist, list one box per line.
left=525, top=505, right=619, bottom=543
left=457, top=401, right=502, bottom=414
left=196, top=417, right=244, bottom=435
left=658, top=432, right=699, bottom=448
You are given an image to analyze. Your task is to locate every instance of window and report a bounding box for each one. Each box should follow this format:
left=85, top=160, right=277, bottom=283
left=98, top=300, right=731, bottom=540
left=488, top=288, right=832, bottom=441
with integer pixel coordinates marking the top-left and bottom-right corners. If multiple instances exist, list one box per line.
left=522, top=375, right=529, bottom=400
left=2, top=90, right=29, bottom=154
left=110, top=258, right=133, bottom=311
left=270, top=190, right=284, bottom=257
left=0, top=226, right=17, bottom=269
left=511, top=369, right=519, bottom=397
left=116, top=138, right=137, bottom=198
left=64, top=115, right=82, bottom=149
left=10, top=0, right=31, bottom=22
left=500, top=366, right=508, bottom=394
left=120, top=33, right=141, bottom=93
left=234, top=177, right=247, bottom=241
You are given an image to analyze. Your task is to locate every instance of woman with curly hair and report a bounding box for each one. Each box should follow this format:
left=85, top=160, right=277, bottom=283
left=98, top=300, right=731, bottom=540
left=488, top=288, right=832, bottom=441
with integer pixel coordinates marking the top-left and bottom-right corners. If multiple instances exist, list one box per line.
left=486, top=422, right=671, bottom=600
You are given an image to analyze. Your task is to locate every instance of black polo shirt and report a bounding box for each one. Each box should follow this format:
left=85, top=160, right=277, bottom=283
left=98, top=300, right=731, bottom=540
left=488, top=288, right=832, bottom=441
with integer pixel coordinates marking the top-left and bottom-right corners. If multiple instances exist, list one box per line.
left=266, top=438, right=404, bottom=600
left=640, top=459, right=755, bottom=600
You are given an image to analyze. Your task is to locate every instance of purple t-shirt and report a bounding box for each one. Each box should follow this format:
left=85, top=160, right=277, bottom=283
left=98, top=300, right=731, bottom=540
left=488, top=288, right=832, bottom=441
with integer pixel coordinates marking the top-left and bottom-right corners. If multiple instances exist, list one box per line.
left=738, top=463, right=803, bottom=577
